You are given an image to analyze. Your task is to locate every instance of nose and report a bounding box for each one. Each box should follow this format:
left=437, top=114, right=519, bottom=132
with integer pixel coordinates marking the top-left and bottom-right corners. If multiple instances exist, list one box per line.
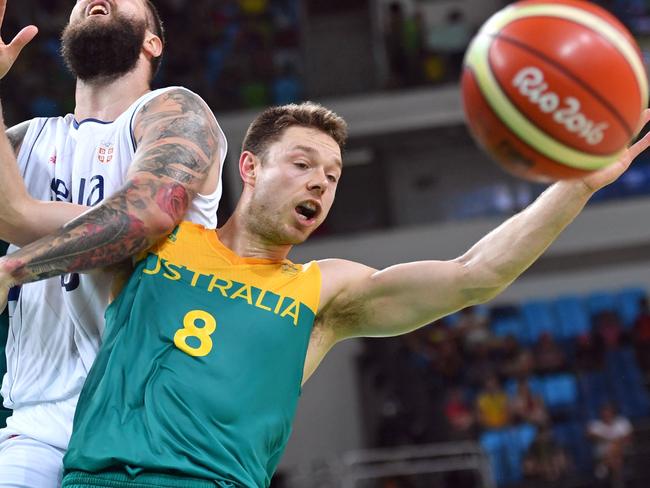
left=306, top=169, right=329, bottom=195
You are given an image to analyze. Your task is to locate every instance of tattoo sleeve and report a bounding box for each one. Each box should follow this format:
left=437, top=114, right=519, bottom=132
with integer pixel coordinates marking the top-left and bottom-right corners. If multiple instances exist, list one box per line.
left=0, top=89, right=222, bottom=285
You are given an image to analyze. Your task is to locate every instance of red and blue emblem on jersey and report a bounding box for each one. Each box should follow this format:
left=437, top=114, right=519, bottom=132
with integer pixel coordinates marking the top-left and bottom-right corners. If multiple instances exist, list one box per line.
left=97, top=142, right=114, bottom=164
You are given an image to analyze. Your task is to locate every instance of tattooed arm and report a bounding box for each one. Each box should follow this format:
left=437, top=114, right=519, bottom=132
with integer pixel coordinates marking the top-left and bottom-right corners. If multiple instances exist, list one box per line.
left=0, top=88, right=222, bottom=291
left=0, top=118, right=88, bottom=246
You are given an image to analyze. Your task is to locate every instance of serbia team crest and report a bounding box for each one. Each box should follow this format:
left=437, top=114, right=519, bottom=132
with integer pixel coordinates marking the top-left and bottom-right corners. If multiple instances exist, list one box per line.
left=97, top=142, right=114, bottom=164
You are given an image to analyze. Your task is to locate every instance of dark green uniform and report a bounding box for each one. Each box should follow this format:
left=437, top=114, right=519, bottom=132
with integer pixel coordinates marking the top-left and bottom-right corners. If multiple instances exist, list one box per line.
left=63, top=222, right=322, bottom=488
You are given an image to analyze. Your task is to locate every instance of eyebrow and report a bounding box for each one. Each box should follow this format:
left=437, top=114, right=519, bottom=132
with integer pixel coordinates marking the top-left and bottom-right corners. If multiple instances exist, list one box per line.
left=293, top=145, right=343, bottom=169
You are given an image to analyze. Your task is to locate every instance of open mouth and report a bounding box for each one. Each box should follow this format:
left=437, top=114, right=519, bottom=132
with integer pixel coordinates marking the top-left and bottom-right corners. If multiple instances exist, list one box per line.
left=86, top=1, right=110, bottom=16
left=295, top=201, right=321, bottom=222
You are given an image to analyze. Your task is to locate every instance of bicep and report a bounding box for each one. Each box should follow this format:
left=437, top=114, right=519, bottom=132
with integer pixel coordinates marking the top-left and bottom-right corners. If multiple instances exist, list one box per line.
left=326, top=258, right=477, bottom=340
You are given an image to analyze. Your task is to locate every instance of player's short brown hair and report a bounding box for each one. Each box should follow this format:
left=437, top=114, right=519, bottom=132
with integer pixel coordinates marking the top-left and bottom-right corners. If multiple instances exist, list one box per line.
left=242, top=102, right=348, bottom=160
left=144, top=0, right=165, bottom=80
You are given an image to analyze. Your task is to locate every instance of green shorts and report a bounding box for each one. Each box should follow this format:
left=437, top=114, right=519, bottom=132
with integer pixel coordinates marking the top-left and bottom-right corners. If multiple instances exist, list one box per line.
left=62, top=471, right=238, bottom=488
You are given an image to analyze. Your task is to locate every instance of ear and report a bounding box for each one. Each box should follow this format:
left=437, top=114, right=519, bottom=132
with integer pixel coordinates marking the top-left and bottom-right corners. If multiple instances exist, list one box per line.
left=143, top=32, right=163, bottom=60
left=239, top=151, right=258, bottom=187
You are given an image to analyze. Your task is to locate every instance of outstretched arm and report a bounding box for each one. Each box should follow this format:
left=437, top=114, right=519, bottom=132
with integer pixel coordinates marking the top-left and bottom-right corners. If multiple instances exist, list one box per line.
left=0, top=88, right=222, bottom=295
left=319, top=110, right=650, bottom=343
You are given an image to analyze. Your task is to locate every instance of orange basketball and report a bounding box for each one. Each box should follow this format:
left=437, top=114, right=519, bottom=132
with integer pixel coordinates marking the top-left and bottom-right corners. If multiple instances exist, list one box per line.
left=462, top=0, right=648, bottom=182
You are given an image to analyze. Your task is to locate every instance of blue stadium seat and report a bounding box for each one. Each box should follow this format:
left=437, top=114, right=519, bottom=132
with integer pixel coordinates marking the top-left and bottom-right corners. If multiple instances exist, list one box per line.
left=616, top=287, right=647, bottom=329
left=578, top=371, right=611, bottom=421
left=480, top=430, right=508, bottom=487
left=553, top=421, right=593, bottom=473
left=504, top=376, right=544, bottom=399
left=605, top=348, right=650, bottom=418
left=492, top=316, right=526, bottom=343
left=445, top=305, right=489, bottom=328
left=521, top=300, right=557, bottom=343
left=543, top=374, right=579, bottom=414
left=586, top=291, right=617, bottom=317
left=504, top=424, right=537, bottom=485
left=554, top=296, right=591, bottom=339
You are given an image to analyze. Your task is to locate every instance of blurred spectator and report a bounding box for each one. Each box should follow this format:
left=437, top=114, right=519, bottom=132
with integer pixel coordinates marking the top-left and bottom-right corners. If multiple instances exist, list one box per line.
left=502, top=345, right=536, bottom=379
left=575, top=332, right=605, bottom=372
left=383, top=1, right=423, bottom=87
left=476, top=375, right=510, bottom=430
left=465, top=343, right=498, bottom=388
left=588, top=404, right=633, bottom=484
left=444, top=387, right=475, bottom=440
left=433, top=332, right=464, bottom=385
left=633, top=297, right=650, bottom=371
left=272, top=62, right=302, bottom=105
left=510, top=378, right=548, bottom=426
left=534, top=332, right=567, bottom=374
left=2, top=0, right=305, bottom=118
left=523, top=423, right=571, bottom=482
left=402, top=325, right=435, bottom=370
left=594, top=310, right=627, bottom=350
left=456, top=306, right=492, bottom=349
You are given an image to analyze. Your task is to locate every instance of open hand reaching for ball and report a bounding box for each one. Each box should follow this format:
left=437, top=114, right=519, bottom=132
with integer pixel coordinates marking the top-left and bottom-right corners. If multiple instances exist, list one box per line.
left=0, top=0, right=37, bottom=80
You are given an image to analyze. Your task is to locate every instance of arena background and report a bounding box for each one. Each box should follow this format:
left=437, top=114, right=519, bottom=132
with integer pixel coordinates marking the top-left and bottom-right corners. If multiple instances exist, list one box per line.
left=3, top=0, right=650, bottom=487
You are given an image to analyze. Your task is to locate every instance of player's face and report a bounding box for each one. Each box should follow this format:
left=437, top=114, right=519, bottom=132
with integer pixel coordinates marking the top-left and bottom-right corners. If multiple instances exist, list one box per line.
left=248, top=126, right=342, bottom=245
left=62, top=0, right=150, bottom=82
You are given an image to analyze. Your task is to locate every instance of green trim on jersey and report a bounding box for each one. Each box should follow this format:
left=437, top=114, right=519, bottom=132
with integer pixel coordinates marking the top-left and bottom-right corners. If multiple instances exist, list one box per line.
left=62, top=470, right=237, bottom=488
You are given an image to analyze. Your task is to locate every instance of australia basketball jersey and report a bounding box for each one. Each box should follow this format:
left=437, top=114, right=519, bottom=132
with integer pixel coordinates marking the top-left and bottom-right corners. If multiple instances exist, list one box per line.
left=1, top=87, right=228, bottom=450
left=63, top=222, right=321, bottom=488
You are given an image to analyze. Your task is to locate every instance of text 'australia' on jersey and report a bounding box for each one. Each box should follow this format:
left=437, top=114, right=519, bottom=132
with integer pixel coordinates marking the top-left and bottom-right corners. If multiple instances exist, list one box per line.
left=64, top=222, right=321, bottom=488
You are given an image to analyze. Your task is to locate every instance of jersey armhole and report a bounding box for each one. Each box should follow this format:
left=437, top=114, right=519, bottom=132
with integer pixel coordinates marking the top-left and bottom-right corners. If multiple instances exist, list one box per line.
left=17, top=119, right=48, bottom=175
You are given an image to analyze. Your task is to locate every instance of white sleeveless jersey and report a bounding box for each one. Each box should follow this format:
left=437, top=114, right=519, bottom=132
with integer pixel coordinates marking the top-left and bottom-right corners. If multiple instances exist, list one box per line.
left=0, top=86, right=227, bottom=449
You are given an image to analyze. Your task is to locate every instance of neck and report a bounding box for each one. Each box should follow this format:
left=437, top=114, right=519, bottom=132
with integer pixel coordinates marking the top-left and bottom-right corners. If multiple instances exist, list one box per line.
left=217, top=210, right=293, bottom=262
left=74, top=71, right=150, bottom=122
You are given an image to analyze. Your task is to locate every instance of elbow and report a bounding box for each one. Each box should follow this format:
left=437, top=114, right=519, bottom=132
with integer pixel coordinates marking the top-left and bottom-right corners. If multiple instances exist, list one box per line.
left=0, top=197, right=39, bottom=246
left=127, top=178, right=191, bottom=240
left=146, top=211, right=179, bottom=240
left=454, top=255, right=511, bottom=306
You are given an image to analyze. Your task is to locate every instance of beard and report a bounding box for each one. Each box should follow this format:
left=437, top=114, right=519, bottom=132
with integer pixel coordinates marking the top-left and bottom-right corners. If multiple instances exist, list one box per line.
left=61, top=11, right=147, bottom=82
left=247, top=197, right=311, bottom=246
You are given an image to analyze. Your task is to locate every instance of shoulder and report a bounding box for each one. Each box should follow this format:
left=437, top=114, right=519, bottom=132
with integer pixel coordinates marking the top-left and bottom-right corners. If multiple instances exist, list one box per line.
left=131, top=88, right=222, bottom=151
left=138, top=87, right=212, bottom=118
left=588, top=420, right=604, bottom=430
left=5, top=119, right=36, bottom=155
left=316, top=258, right=377, bottom=319
left=616, top=417, right=633, bottom=431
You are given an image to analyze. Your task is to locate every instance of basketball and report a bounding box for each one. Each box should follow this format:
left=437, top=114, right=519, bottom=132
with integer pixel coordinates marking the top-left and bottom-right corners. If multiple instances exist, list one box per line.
left=461, top=0, right=649, bottom=182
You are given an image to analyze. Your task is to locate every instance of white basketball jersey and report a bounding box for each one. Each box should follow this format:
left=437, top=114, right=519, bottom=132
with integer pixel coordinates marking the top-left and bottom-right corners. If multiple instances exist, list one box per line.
left=0, top=86, right=227, bottom=449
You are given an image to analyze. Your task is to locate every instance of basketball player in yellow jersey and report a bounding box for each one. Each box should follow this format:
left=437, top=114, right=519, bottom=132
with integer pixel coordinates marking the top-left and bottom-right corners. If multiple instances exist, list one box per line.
left=0, top=102, right=649, bottom=487
left=204, top=104, right=650, bottom=385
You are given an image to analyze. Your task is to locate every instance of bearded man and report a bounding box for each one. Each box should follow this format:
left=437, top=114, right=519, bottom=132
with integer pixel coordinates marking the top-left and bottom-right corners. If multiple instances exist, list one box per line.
left=0, top=1, right=227, bottom=486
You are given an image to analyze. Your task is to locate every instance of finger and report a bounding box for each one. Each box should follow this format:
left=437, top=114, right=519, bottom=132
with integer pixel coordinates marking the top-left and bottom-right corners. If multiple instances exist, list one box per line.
left=0, top=0, right=6, bottom=32
left=634, top=108, right=650, bottom=136
left=626, top=128, right=650, bottom=162
left=7, top=25, right=37, bottom=57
